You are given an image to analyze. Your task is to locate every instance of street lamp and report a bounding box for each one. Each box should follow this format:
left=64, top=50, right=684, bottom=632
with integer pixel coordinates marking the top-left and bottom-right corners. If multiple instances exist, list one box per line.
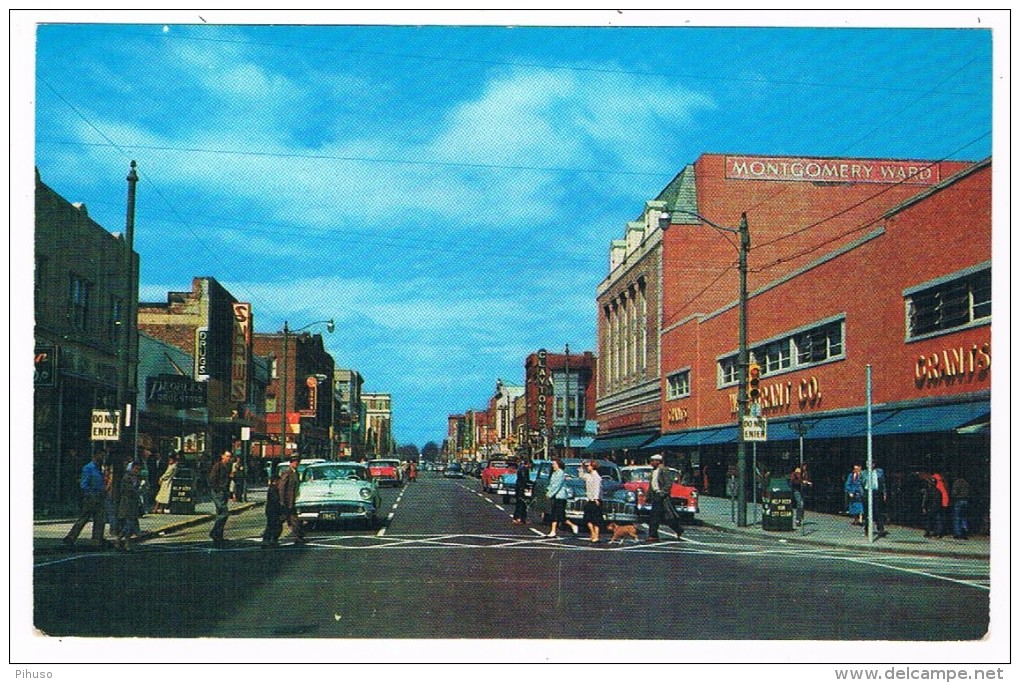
left=659, top=209, right=751, bottom=526
left=280, top=319, right=334, bottom=460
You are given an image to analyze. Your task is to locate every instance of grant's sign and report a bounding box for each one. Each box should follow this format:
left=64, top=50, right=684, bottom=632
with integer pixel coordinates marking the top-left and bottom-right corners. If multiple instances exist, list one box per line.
left=726, top=156, right=940, bottom=186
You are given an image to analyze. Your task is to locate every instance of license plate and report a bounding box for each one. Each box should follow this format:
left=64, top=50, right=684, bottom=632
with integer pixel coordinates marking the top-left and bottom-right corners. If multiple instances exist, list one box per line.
left=321, top=511, right=338, bottom=520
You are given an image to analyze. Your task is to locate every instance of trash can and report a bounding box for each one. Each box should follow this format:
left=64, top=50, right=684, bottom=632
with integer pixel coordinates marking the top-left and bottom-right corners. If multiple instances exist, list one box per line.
left=168, top=466, right=197, bottom=515
left=762, top=477, right=795, bottom=531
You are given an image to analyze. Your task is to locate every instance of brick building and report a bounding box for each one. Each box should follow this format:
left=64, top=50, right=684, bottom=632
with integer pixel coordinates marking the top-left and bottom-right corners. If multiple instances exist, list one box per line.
left=645, top=156, right=991, bottom=527
left=137, top=277, right=257, bottom=460
left=33, top=169, right=139, bottom=509
left=523, top=349, right=597, bottom=459
left=595, top=154, right=977, bottom=465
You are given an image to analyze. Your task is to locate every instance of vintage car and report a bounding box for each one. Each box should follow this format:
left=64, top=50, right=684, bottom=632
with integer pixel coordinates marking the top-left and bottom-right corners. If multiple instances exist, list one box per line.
left=294, top=461, right=383, bottom=529
left=480, top=458, right=517, bottom=493
left=367, top=458, right=403, bottom=487
left=276, top=458, right=326, bottom=479
left=496, top=460, right=550, bottom=504
left=443, top=462, right=465, bottom=478
left=530, top=458, right=638, bottom=524
left=620, top=464, right=700, bottom=523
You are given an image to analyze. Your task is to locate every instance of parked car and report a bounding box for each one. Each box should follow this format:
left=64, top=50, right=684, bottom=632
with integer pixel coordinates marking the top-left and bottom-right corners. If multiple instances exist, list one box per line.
left=620, top=464, right=700, bottom=523
left=496, top=460, right=550, bottom=504
left=367, top=458, right=403, bottom=487
left=276, top=458, right=326, bottom=479
left=443, top=462, right=465, bottom=478
left=530, top=458, right=638, bottom=524
left=480, top=458, right=517, bottom=494
left=294, top=461, right=382, bottom=529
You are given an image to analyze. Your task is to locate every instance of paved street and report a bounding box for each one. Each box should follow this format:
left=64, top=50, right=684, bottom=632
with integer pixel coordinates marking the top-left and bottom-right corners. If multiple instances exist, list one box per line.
left=33, top=472, right=990, bottom=640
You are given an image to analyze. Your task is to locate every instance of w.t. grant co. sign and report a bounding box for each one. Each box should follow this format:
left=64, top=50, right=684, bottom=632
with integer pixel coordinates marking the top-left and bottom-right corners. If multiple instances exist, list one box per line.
left=726, top=156, right=940, bottom=186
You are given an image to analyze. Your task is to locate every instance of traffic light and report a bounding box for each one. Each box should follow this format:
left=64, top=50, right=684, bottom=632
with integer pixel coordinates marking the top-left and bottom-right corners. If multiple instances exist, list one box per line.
left=747, top=361, right=761, bottom=403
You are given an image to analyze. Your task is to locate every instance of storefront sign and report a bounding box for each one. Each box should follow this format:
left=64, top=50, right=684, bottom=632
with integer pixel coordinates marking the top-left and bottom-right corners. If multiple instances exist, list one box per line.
left=667, top=406, right=689, bottom=424
left=195, top=327, right=209, bottom=381
left=915, top=342, right=990, bottom=388
left=34, top=346, right=56, bottom=386
left=230, top=303, right=251, bottom=401
left=726, top=156, right=940, bottom=186
left=731, top=376, right=822, bottom=414
left=91, top=409, right=121, bottom=441
left=146, top=374, right=207, bottom=409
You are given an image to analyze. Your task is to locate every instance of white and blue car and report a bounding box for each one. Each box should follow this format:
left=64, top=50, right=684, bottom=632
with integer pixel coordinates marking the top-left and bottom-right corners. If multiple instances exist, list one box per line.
left=295, top=462, right=383, bottom=529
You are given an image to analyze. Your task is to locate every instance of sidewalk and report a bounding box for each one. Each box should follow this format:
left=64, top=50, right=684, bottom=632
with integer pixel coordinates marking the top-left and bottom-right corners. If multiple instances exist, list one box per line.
left=33, top=488, right=267, bottom=555
left=695, top=495, right=989, bottom=560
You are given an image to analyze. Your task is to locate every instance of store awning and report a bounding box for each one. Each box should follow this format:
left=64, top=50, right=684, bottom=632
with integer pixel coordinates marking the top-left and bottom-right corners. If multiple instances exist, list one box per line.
left=584, top=432, right=658, bottom=452
left=872, top=402, right=990, bottom=436
left=570, top=436, right=594, bottom=449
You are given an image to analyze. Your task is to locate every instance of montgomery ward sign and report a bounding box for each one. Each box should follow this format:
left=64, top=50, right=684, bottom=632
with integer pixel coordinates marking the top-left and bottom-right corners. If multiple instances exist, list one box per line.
left=726, top=156, right=940, bottom=186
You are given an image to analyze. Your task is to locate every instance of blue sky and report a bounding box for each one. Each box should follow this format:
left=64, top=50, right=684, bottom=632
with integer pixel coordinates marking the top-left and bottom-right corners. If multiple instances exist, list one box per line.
left=22, top=11, right=1000, bottom=449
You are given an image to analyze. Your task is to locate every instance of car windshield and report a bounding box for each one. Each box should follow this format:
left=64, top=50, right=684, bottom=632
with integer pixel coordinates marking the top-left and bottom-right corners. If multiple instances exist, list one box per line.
left=448, top=463, right=461, bottom=470
left=303, top=464, right=369, bottom=482
left=622, top=468, right=652, bottom=483
left=369, top=460, right=398, bottom=468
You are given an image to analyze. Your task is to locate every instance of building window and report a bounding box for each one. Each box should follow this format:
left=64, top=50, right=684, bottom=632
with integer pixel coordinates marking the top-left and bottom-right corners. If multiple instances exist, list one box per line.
left=718, top=318, right=846, bottom=385
left=666, top=369, right=691, bottom=400
left=719, top=358, right=739, bottom=385
left=906, top=268, right=991, bottom=338
left=795, top=320, right=843, bottom=364
left=68, top=273, right=91, bottom=331
left=761, top=339, right=793, bottom=374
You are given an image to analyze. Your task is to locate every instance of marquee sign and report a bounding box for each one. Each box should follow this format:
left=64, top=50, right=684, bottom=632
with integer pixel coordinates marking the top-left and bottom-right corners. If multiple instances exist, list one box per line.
left=726, top=156, right=940, bottom=186
left=231, top=302, right=251, bottom=402
left=146, top=374, right=208, bottom=409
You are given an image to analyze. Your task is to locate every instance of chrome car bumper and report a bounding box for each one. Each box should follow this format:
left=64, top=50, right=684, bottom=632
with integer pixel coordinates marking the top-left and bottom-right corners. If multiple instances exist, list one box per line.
left=297, top=502, right=376, bottom=521
left=565, top=498, right=637, bottom=523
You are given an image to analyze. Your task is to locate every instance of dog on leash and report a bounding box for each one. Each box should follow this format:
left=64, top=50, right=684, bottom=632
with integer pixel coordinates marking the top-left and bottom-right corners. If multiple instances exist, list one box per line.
left=606, top=522, right=640, bottom=544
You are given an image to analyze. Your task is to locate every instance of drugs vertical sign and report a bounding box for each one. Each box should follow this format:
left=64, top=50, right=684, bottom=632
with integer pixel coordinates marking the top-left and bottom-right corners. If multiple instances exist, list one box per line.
left=91, top=409, right=122, bottom=441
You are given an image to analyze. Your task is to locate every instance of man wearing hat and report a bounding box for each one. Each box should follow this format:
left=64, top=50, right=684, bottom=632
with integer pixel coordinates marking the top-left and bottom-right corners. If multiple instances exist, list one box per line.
left=278, top=454, right=307, bottom=545
left=646, top=454, right=676, bottom=541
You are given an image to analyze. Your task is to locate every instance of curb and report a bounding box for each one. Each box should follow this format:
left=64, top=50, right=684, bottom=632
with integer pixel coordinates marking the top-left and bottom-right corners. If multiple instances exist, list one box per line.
left=697, top=519, right=989, bottom=560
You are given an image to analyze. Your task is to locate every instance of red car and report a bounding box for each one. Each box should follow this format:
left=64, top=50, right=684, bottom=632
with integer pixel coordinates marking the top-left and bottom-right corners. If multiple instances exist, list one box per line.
left=480, top=458, right=517, bottom=494
left=367, top=459, right=403, bottom=487
left=620, top=464, right=700, bottom=523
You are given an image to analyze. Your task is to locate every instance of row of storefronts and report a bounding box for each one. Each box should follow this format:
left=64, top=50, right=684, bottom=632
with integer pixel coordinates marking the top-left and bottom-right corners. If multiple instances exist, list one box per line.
left=33, top=168, right=377, bottom=511
left=590, top=154, right=992, bottom=527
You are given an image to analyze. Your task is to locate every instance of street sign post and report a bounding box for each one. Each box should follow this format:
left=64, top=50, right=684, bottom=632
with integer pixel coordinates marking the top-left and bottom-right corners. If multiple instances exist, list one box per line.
left=742, top=415, right=767, bottom=442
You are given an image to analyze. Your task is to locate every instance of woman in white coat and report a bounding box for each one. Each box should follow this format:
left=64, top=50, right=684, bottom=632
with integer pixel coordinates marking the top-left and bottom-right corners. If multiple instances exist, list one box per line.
left=153, top=454, right=178, bottom=513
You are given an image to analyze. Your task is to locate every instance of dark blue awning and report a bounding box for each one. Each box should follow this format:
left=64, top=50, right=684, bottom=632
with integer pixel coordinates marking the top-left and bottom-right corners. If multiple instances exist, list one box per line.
left=872, top=402, right=990, bottom=436
left=584, top=432, right=658, bottom=452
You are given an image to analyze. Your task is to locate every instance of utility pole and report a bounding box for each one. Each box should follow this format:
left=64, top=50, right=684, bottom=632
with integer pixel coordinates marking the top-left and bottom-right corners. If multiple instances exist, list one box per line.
left=563, top=344, right=570, bottom=456
left=735, top=212, right=750, bottom=527
left=121, top=160, right=139, bottom=469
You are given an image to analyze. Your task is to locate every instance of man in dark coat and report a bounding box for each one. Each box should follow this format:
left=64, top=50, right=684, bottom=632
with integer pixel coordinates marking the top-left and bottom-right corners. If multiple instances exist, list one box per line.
left=207, top=450, right=233, bottom=547
left=278, top=455, right=306, bottom=544
left=512, top=458, right=531, bottom=525
left=261, top=473, right=283, bottom=548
